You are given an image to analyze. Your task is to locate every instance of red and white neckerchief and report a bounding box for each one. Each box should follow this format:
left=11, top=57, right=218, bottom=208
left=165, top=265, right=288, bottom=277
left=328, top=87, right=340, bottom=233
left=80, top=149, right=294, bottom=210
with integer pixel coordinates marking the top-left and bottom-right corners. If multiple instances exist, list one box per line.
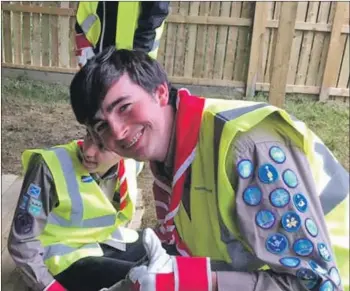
left=151, top=88, right=205, bottom=257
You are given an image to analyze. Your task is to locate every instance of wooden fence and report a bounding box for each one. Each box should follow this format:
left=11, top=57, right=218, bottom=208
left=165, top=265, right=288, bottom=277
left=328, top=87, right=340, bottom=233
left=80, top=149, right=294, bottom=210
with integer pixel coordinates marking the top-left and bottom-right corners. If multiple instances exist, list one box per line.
left=1, top=1, right=349, bottom=105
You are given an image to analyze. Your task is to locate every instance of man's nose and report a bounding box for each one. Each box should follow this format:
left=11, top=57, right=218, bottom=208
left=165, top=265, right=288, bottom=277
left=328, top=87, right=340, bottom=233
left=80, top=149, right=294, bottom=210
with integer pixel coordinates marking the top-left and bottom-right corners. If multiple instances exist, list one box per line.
left=108, top=118, right=129, bottom=140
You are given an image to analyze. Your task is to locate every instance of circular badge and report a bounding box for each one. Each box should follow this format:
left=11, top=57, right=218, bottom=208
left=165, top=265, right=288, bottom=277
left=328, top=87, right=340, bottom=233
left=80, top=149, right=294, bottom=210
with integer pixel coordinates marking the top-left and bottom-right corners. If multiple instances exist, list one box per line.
left=14, top=211, right=34, bottom=235
left=279, top=257, right=301, bottom=268
left=305, top=218, right=318, bottom=237
left=319, top=280, right=334, bottom=291
left=309, top=260, right=328, bottom=275
left=293, top=238, right=314, bottom=256
left=266, top=233, right=289, bottom=254
left=269, top=146, right=286, bottom=164
left=237, top=159, right=254, bottom=179
left=281, top=211, right=301, bottom=232
left=317, top=243, right=332, bottom=262
left=282, top=169, right=298, bottom=188
left=258, top=163, right=278, bottom=184
left=269, top=188, right=290, bottom=208
left=296, top=268, right=319, bottom=289
left=256, top=210, right=276, bottom=229
left=293, top=193, right=308, bottom=213
left=243, top=186, right=262, bottom=206
left=329, top=267, right=341, bottom=286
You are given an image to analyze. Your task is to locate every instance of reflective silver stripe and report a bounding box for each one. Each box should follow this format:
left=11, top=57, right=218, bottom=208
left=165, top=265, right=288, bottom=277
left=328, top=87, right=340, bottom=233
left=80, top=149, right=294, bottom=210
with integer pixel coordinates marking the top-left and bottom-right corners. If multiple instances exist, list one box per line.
left=82, top=214, right=116, bottom=227
left=43, top=243, right=99, bottom=260
left=151, top=39, right=160, bottom=51
left=80, top=14, right=98, bottom=35
left=172, top=147, right=196, bottom=186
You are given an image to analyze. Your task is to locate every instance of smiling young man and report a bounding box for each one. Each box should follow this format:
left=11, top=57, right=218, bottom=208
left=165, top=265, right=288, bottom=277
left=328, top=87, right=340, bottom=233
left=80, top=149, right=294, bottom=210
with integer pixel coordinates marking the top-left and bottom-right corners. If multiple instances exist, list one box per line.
left=8, top=132, right=145, bottom=291
left=70, top=47, right=349, bottom=291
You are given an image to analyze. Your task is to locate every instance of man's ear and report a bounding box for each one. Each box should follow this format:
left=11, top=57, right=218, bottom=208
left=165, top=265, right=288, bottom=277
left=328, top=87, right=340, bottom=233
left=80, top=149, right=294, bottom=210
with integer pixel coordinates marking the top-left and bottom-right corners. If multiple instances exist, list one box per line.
left=155, top=82, right=169, bottom=106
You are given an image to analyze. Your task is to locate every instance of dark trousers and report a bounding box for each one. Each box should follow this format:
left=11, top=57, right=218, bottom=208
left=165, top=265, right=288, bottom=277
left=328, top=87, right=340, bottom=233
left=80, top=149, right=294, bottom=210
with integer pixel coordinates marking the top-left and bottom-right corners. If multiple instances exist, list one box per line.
left=55, top=235, right=146, bottom=291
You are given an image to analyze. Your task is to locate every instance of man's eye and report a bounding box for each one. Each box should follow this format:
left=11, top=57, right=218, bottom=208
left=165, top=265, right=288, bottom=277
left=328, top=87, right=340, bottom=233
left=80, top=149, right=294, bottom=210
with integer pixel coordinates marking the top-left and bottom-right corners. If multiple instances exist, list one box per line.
left=120, top=103, right=131, bottom=113
left=96, top=122, right=108, bottom=133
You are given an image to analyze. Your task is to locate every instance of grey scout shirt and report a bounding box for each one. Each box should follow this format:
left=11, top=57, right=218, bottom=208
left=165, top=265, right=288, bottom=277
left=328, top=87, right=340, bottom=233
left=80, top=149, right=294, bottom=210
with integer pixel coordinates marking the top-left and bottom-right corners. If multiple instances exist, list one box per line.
left=8, top=152, right=120, bottom=291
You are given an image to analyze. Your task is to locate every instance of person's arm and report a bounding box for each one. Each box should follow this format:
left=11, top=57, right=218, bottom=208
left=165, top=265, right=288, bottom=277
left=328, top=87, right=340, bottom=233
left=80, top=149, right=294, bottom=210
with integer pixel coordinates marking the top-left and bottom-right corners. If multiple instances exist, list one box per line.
left=133, top=1, right=169, bottom=58
left=8, top=154, right=66, bottom=291
left=216, top=123, right=342, bottom=290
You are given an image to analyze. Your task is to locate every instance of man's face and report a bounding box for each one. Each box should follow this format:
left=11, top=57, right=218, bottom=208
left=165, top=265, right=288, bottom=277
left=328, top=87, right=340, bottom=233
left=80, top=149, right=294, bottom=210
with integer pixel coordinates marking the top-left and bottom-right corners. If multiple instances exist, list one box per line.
left=90, top=73, right=172, bottom=162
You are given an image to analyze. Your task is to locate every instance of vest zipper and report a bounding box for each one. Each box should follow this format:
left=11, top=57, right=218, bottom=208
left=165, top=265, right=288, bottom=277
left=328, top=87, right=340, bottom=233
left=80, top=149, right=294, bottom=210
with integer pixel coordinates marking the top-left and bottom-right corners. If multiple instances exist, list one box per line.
left=99, top=1, right=106, bottom=52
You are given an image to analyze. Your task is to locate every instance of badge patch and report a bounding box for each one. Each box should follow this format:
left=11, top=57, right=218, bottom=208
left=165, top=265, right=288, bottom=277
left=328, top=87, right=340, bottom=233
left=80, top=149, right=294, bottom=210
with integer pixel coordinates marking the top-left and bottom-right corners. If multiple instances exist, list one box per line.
left=256, top=209, right=276, bottom=229
left=329, top=267, right=341, bottom=286
left=309, top=260, right=328, bottom=275
left=319, top=281, right=334, bottom=291
left=281, top=211, right=301, bottom=232
left=27, top=183, right=41, bottom=198
left=266, top=233, right=289, bottom=254
left=282, top=169, right=298, bottom=188
left=14, top=211, right=34, bottom=235
left=269, top=188, right=290, bottom=208
left=81, top=175, right=94, bottom=183
left=19, top=195, right=29, bottom=210
left=296, top=268, right=319, bottom=289
left=237, top=159, right=254, bottom=179
left=28, top=198, right=42, bottom=217
left=279, top=257, right=301, bottom=268
left=293, top=193, right=308, bottom=213
left=243, top=186, right=262, bottom=206
left=258, top=163, right=278, bottom=184
left=269, top=146, right=286, bottom=164
left=317, top=243, right=332, bottom=262
left=305, top=218, right=318, bottom=237
left=293, top=238, right=314, bottom=256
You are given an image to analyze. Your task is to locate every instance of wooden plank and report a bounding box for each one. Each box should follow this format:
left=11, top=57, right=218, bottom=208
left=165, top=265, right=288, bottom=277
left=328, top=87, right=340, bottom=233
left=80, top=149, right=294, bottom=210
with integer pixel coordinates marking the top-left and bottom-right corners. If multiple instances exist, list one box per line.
left=12, top=1, right=23, bottom=65
left=41, top=2, right=50, bottom=66
left=213, top=2, right=231, bottom=80
left=222, top=2, right=242, bottom=81
left=320, top=2, right=347, bottom=101
left=287, top=2, right=308, bottom=84
left=246, top=2, right=268, bottom=98
left=157, top=21, right=167, bottom=67
left=1, top=62, right=79, bottom=74
left=261, top=2, right=274, bottom=83
left=269, top=2, right=298, bottom=107
left=337, top=35, right=349, bottom=88
left=22, top=2, right=31, bottom=65
left=32, top=2, right=41, bottom=66
left=204, top=2, right=221, bottom=79
left=305, top=2, right=330, bottom=86
left=170, top=76, right=245, bottom=88
left=50, top=2, right=59, bottom=67
left=58, top=2, right=70, bottom=68
left=69, top=2, right=78, bottom=69
left=2, top=4, right=13, bottom=63
left=184, top=2, right=200, bottom=78
left=166, top=14, right=251, bottom=26
left=193, top=2, right=210, bottom=78
left=173, top=2, right=189, bottom=77
left=164, top=2, right=179, bottom=76
left=2, top=3, right=76, bottom=16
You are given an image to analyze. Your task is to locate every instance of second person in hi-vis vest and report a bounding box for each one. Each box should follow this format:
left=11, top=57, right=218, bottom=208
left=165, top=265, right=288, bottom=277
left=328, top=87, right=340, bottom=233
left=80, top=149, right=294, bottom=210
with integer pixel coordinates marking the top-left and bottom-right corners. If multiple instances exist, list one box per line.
left=8, top=131, right=146, bottom=291
left=75, top=1, right=169, bottom=67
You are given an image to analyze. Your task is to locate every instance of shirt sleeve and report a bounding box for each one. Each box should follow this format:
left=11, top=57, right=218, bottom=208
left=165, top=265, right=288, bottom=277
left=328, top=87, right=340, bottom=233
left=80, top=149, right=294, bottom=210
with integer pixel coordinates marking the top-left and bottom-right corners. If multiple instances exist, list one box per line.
left=8, top=153, right=59, bottom=291
left=216, top=122, right=343, bottom=290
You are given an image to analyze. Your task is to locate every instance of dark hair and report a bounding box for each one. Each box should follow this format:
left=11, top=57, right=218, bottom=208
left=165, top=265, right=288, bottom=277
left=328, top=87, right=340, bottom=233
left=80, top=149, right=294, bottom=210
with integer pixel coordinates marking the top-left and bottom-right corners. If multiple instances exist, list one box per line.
left=70, top=46, right=170, bottom=125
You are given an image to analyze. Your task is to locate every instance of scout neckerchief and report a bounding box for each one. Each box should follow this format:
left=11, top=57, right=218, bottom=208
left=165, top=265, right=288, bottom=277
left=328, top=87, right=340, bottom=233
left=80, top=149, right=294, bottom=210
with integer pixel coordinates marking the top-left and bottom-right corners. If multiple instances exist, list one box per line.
left=151, top=88, right=205, bottom=256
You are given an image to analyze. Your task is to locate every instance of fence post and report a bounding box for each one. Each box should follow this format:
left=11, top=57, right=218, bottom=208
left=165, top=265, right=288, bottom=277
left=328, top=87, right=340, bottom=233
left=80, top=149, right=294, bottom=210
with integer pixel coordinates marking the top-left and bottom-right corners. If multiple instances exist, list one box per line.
left=245, top=2, right=268, bottom=98
left=319, top=2, right=346, bottom=102
left=269, top=2, right=298, bottom=108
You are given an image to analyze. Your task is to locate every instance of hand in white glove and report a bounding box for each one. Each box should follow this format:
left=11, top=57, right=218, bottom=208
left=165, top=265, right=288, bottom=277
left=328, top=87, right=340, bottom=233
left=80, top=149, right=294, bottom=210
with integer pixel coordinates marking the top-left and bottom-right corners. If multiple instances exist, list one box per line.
left=129, top=228, right=212, bottom=291
left=75, top=33, right=95, bottom=68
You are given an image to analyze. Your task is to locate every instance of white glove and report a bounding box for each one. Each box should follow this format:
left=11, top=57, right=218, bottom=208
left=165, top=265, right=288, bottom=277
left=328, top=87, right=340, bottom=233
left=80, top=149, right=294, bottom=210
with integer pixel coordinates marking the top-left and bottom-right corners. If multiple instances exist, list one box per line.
left=75, top=33, right=95, bottom=67
left=129, top=228, right=212, bottom=291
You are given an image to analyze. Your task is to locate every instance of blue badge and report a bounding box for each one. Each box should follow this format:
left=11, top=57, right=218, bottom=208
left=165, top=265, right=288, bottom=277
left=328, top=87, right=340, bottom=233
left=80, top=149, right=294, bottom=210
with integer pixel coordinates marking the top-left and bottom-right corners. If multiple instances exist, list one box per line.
left=28, top=198, right=42, bottom=217
left=329, top=267, right=341, bottom=286
left=320, top=280, right=334, bottom=291
left=266, top=233, right=289, bottom=254
left=269, top=146, right=286, bottom=164
left=296, top=268, right=319, bottom=289
left=81, top=175, right=94, bottom=183
left=282, top=169, right=298, bottom=188
left=27, top=183, right=41, bottom=198
left=19, top=195, right=29, bottom=210
left=293, top=193, right=308, bottom=213
left=305, top=218, right=318, bottom=237
left=237, top=159, right=254, bottom=179
left=279, top=257, right=301, bottom=268
left=281, top=211, right=301, bottom=232
left=243, top=186, right=262, bottom=206
left=269, top=188, right=290, bottom=208
left=14, top=211, right=34, bottom=235
left=317, top=243, right=332, bottom=262
left=293, top=238, right=314, bottom=256
left=258, top=164, right=278, bottom=184
left=309, top=260, right=328, bottom=275
left=256, top=210, right=276, bottom=229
